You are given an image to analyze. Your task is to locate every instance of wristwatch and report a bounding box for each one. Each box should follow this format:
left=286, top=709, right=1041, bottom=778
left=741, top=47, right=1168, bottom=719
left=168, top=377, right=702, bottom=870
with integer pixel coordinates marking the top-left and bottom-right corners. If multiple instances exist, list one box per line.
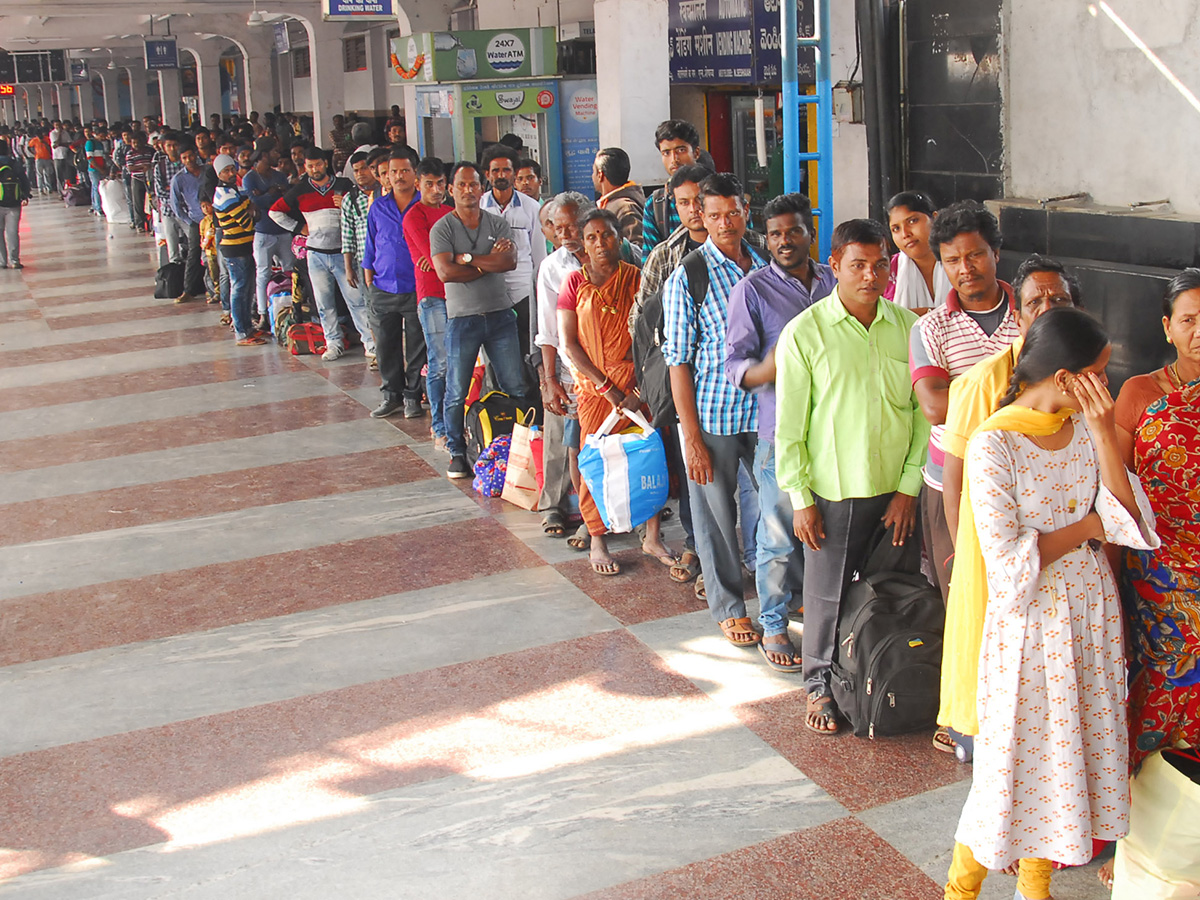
left=461, top=253, right=473, bottom=264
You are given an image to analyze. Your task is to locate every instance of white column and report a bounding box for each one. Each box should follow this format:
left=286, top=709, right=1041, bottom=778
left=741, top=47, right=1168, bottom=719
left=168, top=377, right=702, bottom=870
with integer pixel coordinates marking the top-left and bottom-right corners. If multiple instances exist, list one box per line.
left=95, top=69, right=119, bottom=123
left=594, top=0, right=671, bottom=184
left=179, top=42, right=226, bottom=127
left=301, top=21, right=346, bottom=145
left=125, top=68, right=150, bottom=121
left=242, top=51, right=275, bottom=119
left=158, top=69, right=183, bottom=129
left=58, top=84, right=74, bottom=121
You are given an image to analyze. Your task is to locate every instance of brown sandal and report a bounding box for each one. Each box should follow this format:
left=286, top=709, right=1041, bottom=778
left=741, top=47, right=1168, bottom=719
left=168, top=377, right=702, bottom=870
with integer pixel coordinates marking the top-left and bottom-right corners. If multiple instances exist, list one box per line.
left=718, top=617, right=761, bottom=646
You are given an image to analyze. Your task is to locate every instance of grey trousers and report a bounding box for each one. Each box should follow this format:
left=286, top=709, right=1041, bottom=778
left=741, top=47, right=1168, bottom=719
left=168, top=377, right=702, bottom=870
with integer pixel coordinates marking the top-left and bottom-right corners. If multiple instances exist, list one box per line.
left=538, top=408, right=575, bottom=516
left=0, top=207, right=20, bottom=265
left=801, top=492, right=893, bottom=697
left=686, top=429, right=758, bottom=624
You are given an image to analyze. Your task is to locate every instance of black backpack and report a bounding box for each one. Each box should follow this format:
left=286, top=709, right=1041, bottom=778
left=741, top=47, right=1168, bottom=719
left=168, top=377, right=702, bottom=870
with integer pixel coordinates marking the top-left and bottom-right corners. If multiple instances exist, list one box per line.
left=632, top=248, right=709, bottom=428
left=829, top=527, right=945, bottom=739
left=0, top=163, right=22, bottom=208
left=154, top=262, right=184, bottom=299
left=464, top=391, right=521, bottom=464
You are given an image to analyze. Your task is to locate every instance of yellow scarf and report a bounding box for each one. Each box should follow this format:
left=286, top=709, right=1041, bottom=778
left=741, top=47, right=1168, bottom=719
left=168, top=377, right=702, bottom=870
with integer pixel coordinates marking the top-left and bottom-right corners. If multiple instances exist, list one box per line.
left=937, top=403, right=1074, bottom=735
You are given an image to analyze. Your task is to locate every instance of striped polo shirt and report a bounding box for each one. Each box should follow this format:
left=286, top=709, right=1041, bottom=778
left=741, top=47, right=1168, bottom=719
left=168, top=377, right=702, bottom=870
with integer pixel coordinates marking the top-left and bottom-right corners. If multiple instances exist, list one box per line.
left=212, top=183, right=256, bottom=258
left=909, top=281, right=1018, bottom=489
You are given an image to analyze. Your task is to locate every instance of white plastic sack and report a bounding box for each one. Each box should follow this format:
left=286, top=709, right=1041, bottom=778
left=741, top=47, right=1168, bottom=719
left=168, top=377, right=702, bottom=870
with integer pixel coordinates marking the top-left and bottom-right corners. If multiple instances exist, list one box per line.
left=99, top=179, right=130, bottom=225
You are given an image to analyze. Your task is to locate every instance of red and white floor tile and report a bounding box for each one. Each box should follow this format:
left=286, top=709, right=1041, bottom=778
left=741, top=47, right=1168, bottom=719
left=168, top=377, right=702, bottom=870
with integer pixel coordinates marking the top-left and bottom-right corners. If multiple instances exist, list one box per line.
left=0, top=198, right=1110, bottom=898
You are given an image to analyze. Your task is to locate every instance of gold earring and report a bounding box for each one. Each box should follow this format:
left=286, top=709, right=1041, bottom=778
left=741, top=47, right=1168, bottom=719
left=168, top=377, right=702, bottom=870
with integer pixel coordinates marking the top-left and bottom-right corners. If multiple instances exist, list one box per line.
left=1168, top=336, right=1174, bottom=344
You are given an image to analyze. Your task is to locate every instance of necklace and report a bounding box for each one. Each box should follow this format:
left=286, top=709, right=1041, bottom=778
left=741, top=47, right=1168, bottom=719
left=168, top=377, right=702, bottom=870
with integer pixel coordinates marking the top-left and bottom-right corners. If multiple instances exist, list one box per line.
left=1167, top=362, right=1182, bottom=389
left=583, top=265, right=622, bottom=315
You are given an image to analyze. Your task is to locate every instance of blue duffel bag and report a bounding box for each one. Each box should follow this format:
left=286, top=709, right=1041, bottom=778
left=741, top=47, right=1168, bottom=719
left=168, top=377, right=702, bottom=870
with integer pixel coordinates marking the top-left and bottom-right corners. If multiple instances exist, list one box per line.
left=578, top=409, right=669, bottom=533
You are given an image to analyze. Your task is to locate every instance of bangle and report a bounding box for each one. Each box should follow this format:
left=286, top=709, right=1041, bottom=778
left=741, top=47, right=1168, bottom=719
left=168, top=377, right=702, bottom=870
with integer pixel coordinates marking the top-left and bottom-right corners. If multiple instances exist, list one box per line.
left=596, top=379, right=612, bottom=394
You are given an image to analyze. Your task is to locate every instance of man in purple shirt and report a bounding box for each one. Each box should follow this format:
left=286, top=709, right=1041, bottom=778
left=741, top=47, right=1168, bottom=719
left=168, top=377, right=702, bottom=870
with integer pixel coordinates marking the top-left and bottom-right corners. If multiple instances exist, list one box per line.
left=725, top=193, right=836, bottom=672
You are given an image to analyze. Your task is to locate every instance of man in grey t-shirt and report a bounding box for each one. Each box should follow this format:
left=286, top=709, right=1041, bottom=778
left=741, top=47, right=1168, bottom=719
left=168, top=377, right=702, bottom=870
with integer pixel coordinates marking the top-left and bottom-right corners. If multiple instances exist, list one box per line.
left=430, top=160, right=528, bottom=479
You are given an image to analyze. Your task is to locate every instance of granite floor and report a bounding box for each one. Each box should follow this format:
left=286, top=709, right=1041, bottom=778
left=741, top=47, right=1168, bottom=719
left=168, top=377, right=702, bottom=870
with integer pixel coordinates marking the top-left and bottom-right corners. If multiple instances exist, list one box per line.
left=0, top=198, right=1113, bottom=899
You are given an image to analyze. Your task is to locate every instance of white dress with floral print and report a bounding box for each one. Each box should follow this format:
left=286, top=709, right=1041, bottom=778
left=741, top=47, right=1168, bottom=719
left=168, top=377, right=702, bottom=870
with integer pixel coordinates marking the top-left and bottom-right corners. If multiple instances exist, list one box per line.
left=954, top=417, right=1159, bottom=869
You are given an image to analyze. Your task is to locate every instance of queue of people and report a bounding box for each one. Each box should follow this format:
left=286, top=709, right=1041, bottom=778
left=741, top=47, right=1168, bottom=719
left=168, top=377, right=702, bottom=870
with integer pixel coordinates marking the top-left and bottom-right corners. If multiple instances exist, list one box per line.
left=7, top=105, right=1197, bottom=900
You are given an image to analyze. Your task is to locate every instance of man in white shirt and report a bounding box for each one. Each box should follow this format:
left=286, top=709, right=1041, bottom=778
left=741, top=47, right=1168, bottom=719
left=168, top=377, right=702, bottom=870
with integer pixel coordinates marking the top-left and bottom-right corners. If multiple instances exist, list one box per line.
left=479, top=143, right=545, bottom=367
left=49, top=120, right=71, bottom=187
left=535, top=191, right=592, bottom=537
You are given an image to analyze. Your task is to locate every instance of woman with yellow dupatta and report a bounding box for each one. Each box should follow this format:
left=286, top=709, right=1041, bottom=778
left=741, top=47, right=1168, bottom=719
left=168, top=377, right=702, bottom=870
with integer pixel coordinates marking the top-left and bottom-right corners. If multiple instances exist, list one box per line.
left=558, top=208, right=675, bottom=576
left=944, top=308, right=1160, bottom=900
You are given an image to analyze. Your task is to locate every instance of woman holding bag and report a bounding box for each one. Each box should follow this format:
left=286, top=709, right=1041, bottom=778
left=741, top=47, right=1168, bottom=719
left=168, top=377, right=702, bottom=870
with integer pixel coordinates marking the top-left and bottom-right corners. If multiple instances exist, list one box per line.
left=559, top=208, right=675, bottom=576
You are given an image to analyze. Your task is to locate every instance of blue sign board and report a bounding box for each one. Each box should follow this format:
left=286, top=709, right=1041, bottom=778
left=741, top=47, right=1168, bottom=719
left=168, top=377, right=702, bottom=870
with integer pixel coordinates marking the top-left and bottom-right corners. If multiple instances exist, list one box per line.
left=560, top=79, right=599, bottom=194
left=144, top=38, right=178, bottom=71
left=273, top=23, right=291, bottom=55
left=323, top=0, right=394, bottom=19
left=668, top=0, right=814, bottom=85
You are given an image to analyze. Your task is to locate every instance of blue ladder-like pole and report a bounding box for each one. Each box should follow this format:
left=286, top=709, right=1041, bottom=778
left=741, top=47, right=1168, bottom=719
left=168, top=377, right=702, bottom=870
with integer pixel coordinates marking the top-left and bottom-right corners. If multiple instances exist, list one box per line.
left=781, top=0, right=800, bottom=196
left=815, top=0, right=834, bottom=261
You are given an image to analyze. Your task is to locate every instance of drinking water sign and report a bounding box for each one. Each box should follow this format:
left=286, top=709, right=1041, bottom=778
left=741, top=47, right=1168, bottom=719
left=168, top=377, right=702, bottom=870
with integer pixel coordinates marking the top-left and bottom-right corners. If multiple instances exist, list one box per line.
left=324, top=0, right=394, bottom=20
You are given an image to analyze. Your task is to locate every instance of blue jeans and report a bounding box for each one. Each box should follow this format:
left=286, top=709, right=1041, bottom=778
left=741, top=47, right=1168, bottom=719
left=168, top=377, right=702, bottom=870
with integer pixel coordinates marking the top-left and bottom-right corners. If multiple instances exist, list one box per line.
left=306, top=249, right=375, bottom=355
left=418, top=297, right=448, bottom=439
left=753, top=440, right=805, bottom=636
left=253, top=232, right=294, bottom=315
left=88, top=170, right=103, bottom=213
left=738, top=460, right=759, bottom=569
left=444, top=309, right=528, bottom=458
left=218, top=251, right=230, bottom=310
left=224, top=254, right=256, bottom=339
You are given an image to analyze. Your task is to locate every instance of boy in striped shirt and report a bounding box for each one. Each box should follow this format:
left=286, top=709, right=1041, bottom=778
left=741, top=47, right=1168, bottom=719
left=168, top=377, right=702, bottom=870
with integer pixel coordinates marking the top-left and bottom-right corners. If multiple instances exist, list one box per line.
left=210, top=154, right=265, bottom=346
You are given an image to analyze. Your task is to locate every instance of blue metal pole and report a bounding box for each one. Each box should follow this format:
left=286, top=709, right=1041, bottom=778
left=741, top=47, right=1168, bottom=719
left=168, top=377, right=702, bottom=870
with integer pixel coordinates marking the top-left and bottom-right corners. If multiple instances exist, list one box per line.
left=816, top=0, right=834, bottom=260
left=781, top=0, right=799, bottom=194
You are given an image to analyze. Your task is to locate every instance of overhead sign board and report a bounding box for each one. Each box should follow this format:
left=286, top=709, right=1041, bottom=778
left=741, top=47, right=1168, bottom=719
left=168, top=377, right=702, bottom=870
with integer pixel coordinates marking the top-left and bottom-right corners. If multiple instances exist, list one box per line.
left=324, top=0, right=395, bottom=20
left=145, top=38, right=179, bottom=70
left=274, top=23, right=291, bottom=54
left=668, top=0, right=813, bottom=85
left=390, top=28, right=557, bottom=84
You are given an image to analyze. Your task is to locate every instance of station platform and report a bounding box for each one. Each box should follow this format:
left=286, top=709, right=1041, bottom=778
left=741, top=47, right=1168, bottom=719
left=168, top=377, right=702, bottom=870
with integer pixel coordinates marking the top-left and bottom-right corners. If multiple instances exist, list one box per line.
left=0, top=198, right=1109, bottom=899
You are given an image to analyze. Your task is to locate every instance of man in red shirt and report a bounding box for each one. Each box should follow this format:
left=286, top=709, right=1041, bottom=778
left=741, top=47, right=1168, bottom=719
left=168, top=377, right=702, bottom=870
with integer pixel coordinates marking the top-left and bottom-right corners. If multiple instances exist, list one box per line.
left=402, top=157, right=452, bottom=450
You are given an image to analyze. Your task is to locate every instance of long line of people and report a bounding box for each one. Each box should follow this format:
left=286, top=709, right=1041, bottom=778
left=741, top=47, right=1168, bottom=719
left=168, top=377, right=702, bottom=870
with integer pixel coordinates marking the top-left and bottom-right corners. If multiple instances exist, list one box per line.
left=10, top=106, right=1197, bottom=900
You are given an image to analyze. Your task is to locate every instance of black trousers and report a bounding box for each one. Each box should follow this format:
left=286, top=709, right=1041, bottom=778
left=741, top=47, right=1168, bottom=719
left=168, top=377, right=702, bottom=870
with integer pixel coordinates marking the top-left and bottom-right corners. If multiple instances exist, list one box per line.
left=130, top=178, right=148, bottom=231
left=183, top=221, right=206, bottom=297
left=801, top=492, right=893, bottom=697
left=366, top=285, right=426, bottom=401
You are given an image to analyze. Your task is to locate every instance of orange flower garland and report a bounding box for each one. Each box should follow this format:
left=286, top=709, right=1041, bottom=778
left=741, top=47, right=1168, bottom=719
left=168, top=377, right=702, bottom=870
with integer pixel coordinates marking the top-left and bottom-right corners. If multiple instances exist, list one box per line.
left=390, top=51, right=425, bottom=80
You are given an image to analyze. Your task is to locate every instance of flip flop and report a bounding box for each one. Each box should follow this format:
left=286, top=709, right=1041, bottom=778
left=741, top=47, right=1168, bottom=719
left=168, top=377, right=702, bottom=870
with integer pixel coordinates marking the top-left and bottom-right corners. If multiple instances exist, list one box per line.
left=718, top=616, right=760, bottom=646
left=566, top=524, right=590, bottom=551
left=590, top=557, right=620, bottom=576
left=806, top=694, right=840, bottom=736
left=542, top=510, right=566, bottom=537
left=642, top=548, right=678, bottom=567
left=932, top=726, right=957, bottom=754
left=758, top=635, right=802, bottom=672
left=694, top=574, right=706, bottom=602
left=669, top=549, right=700, bottom=583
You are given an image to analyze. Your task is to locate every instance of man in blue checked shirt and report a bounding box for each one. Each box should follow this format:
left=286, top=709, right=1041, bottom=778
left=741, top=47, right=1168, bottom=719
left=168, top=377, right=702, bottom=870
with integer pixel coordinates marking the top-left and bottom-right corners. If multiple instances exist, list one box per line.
left=662, top=172, right=765, bottom=649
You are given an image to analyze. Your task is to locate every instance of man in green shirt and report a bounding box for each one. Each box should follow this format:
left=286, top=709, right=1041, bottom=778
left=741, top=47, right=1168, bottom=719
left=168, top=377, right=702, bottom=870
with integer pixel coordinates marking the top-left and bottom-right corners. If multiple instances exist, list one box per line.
left=775, top=218, right=930, bottom=736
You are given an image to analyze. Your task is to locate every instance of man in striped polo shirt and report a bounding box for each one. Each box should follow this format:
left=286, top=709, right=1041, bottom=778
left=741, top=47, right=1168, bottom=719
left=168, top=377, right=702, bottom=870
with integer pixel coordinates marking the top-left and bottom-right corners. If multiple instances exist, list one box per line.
left=909, top=201, right=1018, bottom=610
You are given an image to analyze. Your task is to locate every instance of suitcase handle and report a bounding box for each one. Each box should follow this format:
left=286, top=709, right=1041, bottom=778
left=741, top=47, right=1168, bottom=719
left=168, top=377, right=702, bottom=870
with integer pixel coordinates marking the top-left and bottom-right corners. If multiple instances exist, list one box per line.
left=595, top=408, right=654, bottom=439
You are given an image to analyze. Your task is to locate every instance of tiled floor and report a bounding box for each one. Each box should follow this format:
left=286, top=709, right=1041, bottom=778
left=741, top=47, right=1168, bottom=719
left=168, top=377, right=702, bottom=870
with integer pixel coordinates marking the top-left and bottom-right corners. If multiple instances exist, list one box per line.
left=0, top=199, right=1113, bottom=898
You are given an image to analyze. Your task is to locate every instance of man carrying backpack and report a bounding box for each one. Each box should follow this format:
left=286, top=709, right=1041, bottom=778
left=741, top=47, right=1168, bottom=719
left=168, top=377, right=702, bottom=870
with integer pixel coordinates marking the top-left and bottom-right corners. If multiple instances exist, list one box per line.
left=0, top=139, right=31, bottom=269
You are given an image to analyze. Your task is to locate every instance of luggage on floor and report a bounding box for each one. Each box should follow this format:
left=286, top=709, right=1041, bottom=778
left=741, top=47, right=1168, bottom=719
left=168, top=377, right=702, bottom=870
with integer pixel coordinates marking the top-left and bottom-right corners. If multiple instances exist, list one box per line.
left=500, top=420, right=543, bottom=511
left=99, top=178, right=130, bottom=224
left=464, top=390, right=521, bottom=464
left=286, top=322, right=326, bottom=356
left=472, top=433, right=512, bottom=497
left=154, top=262, right=184, bottom=299
left=830, top=563, right=944, bottom=740
left=577, top=409, right=669, bottom=534
left=62, top=180, right=89, bottom=208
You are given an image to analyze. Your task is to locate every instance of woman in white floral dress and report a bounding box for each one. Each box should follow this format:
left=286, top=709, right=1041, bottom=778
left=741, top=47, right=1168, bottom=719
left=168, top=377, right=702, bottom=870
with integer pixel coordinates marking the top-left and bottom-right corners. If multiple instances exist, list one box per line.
left=945, top=308, right=1160, bottom=900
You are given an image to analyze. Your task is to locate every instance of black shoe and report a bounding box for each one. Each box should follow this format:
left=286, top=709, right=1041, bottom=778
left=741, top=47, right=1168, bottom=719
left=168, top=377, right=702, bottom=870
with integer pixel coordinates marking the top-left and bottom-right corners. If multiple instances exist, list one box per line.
left=370, top=398, right=403, bottom=419
left=9, top=262, right=22, bottom=270
left=447, top=455, right=471, bottom=479
left=403, top=397, right=422, bottom=418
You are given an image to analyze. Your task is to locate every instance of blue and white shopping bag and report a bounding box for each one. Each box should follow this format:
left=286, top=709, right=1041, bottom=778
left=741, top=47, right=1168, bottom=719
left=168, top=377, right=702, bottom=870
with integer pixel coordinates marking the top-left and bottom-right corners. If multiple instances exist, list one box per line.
left=578, top=409, right=669, bottom=533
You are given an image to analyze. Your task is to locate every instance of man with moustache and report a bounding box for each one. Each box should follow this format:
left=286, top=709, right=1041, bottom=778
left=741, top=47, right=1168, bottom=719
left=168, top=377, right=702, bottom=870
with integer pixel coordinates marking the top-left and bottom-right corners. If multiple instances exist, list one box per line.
left=775, top=218, right=929, bottom=735
left=725, top=192, right=836, bottom=672
left=662, top=172, right=766, bottom=648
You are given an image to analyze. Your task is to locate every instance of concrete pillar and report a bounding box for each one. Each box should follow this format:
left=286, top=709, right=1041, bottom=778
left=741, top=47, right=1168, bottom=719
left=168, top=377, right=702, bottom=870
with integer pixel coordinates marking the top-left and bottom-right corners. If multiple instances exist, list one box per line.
left=95, top=69, right=119, bottom=123
left=242, top=50, right=275, bottom=119
left=58, top=84, right=73, bottom=121
left=125, top=68, right=150, bottom=121
left=594, top=0, right=671, bottom=184
left=301, top=21, right=346, bottom=146
left=157, top=69, right=183, bottom=129
left=180, top=46, right=225, bottom=127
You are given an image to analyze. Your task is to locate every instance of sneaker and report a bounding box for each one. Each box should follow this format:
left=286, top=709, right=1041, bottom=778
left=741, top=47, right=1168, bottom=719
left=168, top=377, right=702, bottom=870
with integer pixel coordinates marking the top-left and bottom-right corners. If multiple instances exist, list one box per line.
left=403, top=397, right=423, bottom=418
left=370, top=398, right=403, bottom=419
left=321, top=344, right=344, bottom=362
left=447, top=455, right=471, bottom=479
